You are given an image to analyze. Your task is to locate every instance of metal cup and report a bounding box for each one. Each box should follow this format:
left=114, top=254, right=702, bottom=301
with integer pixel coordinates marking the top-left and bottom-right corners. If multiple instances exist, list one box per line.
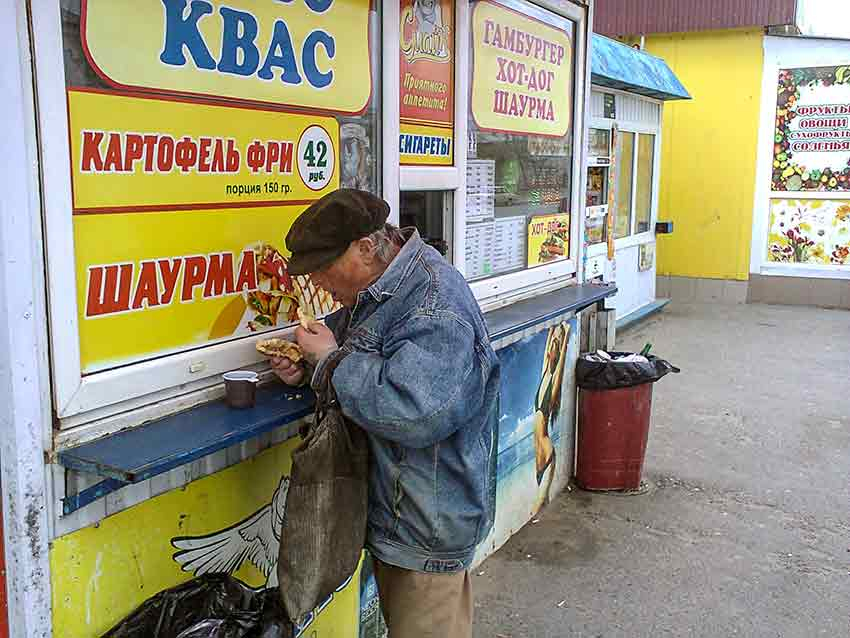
left=223, top=371, right=259, bottom=409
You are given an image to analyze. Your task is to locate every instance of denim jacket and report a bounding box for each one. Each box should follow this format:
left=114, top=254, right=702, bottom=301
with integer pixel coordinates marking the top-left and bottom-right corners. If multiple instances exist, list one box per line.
left=313, top=230, right=500, bottom=573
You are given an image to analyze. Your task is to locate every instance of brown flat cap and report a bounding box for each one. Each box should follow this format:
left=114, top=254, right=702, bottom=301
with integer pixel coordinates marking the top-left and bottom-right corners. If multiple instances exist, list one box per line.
left=285, top=189, right=390, bottom=275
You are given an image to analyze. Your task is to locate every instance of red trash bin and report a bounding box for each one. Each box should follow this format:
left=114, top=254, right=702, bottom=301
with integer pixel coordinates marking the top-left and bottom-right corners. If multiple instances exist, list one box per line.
left=575, top=382, right=652, bottom=490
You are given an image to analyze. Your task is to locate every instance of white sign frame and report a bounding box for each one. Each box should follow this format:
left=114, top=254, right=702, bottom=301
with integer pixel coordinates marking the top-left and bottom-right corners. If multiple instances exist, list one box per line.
left=750, top=35, right=850, bottom=280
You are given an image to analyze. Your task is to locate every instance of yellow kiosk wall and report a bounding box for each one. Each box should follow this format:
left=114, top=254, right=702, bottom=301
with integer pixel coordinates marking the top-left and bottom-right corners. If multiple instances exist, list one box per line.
left=50, top=439, right=360, bottom=638
left=642, top=29, right=764, bottom=282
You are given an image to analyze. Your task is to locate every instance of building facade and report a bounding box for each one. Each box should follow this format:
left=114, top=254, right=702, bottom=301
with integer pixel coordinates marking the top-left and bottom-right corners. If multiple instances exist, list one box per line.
left=596, top=0, right=850, bottom=309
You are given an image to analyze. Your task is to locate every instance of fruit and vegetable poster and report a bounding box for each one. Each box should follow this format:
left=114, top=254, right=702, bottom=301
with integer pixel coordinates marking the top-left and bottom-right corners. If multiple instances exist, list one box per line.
left=470, top=0, right=573, bottom=138
left=66, top=0, right=375, bottom=373
left=399, top=0, right=455, bottom=166
left=766, top=199, right=850, bottom=265
left=527, top=213, right=569, bottom=267
left=773, top=65, right=850, bottom=192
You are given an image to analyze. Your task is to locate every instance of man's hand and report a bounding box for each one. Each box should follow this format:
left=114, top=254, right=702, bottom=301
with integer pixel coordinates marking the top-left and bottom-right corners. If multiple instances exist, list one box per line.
left=295, top=322, right=338, bottom=366
left=270, top=356, right=305, bottom=386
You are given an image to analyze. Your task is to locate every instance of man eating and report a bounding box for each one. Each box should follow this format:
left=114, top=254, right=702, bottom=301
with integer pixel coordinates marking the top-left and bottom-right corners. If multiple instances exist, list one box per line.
left=270, top=189, right=500, bottom=638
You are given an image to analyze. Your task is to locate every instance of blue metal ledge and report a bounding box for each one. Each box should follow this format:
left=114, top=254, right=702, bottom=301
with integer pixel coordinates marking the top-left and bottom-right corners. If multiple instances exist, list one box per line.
left=591, top=34, right=691, bottom=101
left=58, top=283, right=615, bottom=515
left=486, top=283, right=616, bottom=342
left=59, top=386, right=313, bottom=514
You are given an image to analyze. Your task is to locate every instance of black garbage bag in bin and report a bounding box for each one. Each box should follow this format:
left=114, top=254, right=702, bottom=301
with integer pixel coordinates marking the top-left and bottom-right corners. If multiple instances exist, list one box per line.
left=576, top=351, right=680, bottom=390
left=101, top=574, right=293, bottom=638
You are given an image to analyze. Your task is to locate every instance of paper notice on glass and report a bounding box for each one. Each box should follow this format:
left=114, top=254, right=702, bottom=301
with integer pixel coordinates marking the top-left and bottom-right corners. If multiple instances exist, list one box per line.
left=466, top=159, right=495, bottom=222
left=492, top=215, right=526, bottom=273
left=465, top=220, right=495, bottom=279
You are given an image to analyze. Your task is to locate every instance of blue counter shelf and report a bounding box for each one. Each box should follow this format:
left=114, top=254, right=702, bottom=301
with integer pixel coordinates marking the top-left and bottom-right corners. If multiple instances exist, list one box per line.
left=58, top=283, right=615, bottom=515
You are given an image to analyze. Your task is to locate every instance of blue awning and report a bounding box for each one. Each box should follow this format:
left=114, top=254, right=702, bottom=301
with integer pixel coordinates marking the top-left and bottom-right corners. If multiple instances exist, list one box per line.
left=591, top=34, right=691, bottom=101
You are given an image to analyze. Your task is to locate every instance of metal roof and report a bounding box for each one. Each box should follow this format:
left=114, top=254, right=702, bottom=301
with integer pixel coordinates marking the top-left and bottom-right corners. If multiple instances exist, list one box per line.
left=593, top=0, right=798, bottom=37
left=591, top=34, right=691, bottom=101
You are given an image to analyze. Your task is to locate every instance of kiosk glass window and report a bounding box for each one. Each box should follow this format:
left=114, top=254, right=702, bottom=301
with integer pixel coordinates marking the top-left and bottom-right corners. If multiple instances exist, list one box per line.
left=49, top=1, right=383, bottom=420
left=400, top=191, right=453, bottom=261
left=465, top=0, right=575, bottom=281
left=635, top=133, right=655, bottom=234
left=586, top=127, right=611, bottom=246
left=614, top=131, right=635, bottom=239
left=586, top=167, right=607, bottom=245
left=587, top=128, right=610, bottom=158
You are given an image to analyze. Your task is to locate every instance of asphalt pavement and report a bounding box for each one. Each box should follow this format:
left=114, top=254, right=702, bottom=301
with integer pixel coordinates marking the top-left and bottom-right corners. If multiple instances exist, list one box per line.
left=473, top=301, right=850, bottom=638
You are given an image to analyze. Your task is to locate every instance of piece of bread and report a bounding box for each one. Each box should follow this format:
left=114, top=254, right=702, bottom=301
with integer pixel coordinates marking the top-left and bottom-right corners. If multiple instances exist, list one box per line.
left=256, top=338, right=304, bottom=362
left=297, top=306, right=315, bottom=330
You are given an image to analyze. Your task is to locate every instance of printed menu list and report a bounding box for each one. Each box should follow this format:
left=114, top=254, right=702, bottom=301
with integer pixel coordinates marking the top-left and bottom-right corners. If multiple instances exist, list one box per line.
left=465, top=215, right=527, bottom=279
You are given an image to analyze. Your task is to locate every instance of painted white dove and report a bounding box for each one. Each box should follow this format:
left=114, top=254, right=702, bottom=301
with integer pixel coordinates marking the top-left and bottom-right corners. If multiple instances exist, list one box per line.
left=171, top=475, right=290, bottom=588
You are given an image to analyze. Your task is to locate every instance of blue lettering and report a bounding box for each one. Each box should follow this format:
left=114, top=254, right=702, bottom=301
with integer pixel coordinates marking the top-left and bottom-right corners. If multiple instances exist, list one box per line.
left=441, top=139, right=451, bottom=156
left=414, top=136, right=424, bottom=155
left=302, top=30, right=335, bottom=89
left=160, top=0, right=216, bottom=69
left=305, top=0, right=334, bottom=13
left=218, top=8, right=260, bottom=76
left=258, top=20, right=302, bottom=84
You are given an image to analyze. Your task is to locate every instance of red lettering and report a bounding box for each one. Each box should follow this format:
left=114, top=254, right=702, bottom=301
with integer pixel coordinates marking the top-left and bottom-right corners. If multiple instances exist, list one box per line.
left=492, top=22, right=502, bottom=48
left=225, top=140, right=240, bottom=172
left=85, top=264, right=133, bottom=317
left=211, top=139, right=225, bottom=172
left=483, top=19, right=494, bottom=44
left=279, top=142, right=293, bottom=173
left=157, top=136, right=175, bottom=172
left=235, top=250, right=257, bottom=291
left=103, top=133, right=124, bottom=172
left=246, top=140, right=266, bottom=173
left=494, top=89, right=508, bottom=114
left=142, top=135, right=158, bottom=172
left=158, top=258, right=182, bottom=304
left=181, top=256, right=207, bottom=302
left=266, top=141, right=280, bottom=173
left=496, top=56, right=508, bottom=82
left=80, top=131, right=104, bottom=172
left=131, top=260, right=160, bottom=310
left=517, top=94, right=528, bottom=116
left=198, top=137, right=213, bottom=173
left=204, top=253, right=235, bottom=298
left=123, top=134, right=144, bottom=171
left=508, top=92, right=519, bottom=116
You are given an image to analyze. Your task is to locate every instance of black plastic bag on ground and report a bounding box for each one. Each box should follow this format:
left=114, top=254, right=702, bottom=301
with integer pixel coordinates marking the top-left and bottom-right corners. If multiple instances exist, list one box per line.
left=576, top=351, right=680, bottom=391
left=101, top=574, right=293, bottom=638
left=277, top=350, right=369, bottom=624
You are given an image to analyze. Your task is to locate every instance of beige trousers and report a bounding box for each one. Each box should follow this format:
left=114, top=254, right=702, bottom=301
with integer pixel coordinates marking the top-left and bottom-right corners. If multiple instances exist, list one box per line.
left=374, top=560, right=473, bottom=638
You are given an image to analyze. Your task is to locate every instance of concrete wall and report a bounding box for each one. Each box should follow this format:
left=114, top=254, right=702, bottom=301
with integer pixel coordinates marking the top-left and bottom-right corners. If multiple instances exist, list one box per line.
left=656, top=274, right=850, bottom=309
left=640, top=29, right=765, bottom=282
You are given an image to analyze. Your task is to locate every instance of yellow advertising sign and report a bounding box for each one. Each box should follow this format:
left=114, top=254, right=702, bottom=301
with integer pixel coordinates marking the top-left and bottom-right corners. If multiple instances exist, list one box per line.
left=399, top=122, right=454, bottom=166
left=81, top=0, right=373, bottom=114
left=69, top=90, right=339, bottom=212
left=471, top=0, right=572, bottom=137
left=399, top=0, right=455, bottom=166
left=527, top=213, right=570, bottom=267
left=75, top=207, right=335, bottom=374
left=51, top=440, right=362, bottom=638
